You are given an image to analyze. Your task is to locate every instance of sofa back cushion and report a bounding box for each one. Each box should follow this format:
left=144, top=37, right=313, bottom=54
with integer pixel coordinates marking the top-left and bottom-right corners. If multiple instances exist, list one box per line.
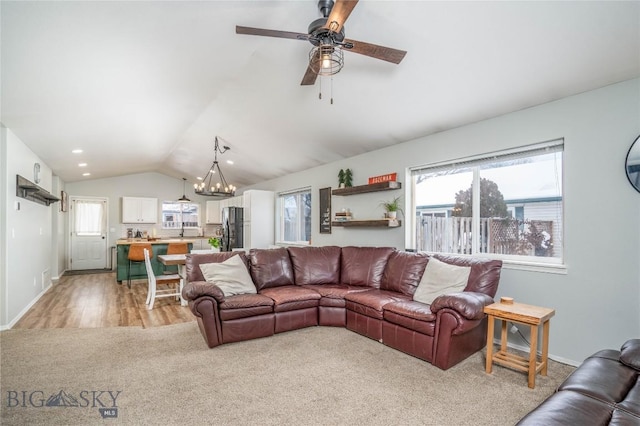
left=340, top=246, right=395, bottom=288
left=186, top=252, right=248, bottom=283
left=432, top=254, right=502, bottom=297
left=287, top=246, right=341, bottom=285
left=380, top=251, right=430, bottom=295
left=249, top=248, right=295, bottom=291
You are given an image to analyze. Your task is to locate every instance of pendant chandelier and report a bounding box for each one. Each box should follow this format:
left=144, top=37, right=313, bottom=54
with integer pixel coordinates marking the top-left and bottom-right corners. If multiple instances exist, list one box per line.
left=194, top=136, right=236, bottom=198
left=177, top=177, right=191, bottom=203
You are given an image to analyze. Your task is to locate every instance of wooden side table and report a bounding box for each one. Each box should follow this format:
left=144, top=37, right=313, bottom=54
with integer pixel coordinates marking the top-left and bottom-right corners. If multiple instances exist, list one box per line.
left=484, top=300, right=555, bottom=388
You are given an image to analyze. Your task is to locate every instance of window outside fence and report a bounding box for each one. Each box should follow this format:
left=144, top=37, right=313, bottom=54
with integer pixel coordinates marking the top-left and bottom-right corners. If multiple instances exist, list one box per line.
left=412, top=140, right=564, bottom=265
left=162, top=202, right=200, bottom=229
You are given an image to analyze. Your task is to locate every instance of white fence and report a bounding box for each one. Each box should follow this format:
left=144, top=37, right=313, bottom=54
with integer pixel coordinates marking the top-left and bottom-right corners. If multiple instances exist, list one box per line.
left=418, top=217, right=554, bottom=256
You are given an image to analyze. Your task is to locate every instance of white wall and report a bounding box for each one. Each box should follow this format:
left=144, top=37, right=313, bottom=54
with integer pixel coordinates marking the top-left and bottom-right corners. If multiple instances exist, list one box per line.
left=2, top=128, right=59, bottom=328
left=244, top=78, right=640, bottom=365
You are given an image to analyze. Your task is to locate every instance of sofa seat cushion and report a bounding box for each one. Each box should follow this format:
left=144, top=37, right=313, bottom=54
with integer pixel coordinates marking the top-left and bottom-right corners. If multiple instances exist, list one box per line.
left=302, top=284, right=370, bottom=299
left=219, top=294, right=274, bottom=321
left=302, top=284, right=371, bottom=308
left=319, top=297, right=345, bottom=308
left=345, top=289, right=411, bottom=320
left=260, top=286, right=321, bottom=313
left=383, top=300, right=437, bottom=336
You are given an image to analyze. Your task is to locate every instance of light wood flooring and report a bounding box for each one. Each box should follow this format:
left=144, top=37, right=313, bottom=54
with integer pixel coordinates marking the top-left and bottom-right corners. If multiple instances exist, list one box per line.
left=13, top=271, right=195, bottom=329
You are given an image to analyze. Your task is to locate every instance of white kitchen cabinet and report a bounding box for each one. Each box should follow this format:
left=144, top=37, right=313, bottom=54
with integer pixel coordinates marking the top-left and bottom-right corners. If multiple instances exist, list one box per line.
left=122, top=197, right=158, bottom=223
left=205, top=200, right=221, bottom=224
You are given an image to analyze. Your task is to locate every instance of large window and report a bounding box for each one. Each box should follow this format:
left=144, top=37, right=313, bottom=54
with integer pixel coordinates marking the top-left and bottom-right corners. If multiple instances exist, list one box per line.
left=412, top=140, right=563, bottom=265
left=278, top=189, right=311, bottom=244
left=162, top=202, right=200, bottom=229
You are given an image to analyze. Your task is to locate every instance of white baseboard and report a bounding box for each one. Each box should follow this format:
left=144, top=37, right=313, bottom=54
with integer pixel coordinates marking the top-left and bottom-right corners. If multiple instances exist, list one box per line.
left=0, top=283, right=52, bottom=330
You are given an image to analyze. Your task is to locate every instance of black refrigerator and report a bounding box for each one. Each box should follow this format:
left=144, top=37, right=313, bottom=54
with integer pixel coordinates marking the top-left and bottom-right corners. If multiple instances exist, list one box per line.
left=221, top=207, right=243, bottom=252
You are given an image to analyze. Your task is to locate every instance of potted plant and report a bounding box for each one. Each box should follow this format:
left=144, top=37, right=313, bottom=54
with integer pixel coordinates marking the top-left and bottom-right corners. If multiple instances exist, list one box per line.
left=380, top=196, right=403, bottom=220
left=338, top=169, right=346, bottom=188
left=208, top=237, right=221, bottom=251
left=344, top=168, right=353, bottom=187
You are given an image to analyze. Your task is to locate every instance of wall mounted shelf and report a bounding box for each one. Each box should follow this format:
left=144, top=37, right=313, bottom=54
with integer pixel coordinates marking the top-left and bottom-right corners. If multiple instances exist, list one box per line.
left=332, top=181, right=401, bottom=196
left=16, top=174, right=60, bottom=206
left=332, top=219, right=401, bottom=228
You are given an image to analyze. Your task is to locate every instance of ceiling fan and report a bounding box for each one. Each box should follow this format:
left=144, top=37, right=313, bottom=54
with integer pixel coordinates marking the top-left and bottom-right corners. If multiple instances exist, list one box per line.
left=236, top=0, right=407, bottom=86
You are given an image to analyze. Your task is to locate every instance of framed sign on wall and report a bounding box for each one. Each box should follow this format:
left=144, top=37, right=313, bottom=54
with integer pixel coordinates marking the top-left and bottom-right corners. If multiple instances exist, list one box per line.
left=61, top=190, right=68, bottom=212
left=319, top=187, right=331, bottom=234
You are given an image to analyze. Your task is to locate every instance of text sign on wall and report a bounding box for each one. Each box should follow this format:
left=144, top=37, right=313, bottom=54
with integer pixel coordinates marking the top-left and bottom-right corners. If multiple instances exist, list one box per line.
left=368, top=173, right=397, bottom=185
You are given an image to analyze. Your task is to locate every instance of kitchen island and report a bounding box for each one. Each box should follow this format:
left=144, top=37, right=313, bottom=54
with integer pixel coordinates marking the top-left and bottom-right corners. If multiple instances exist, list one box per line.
left=115, top=238, right=209, bottom=284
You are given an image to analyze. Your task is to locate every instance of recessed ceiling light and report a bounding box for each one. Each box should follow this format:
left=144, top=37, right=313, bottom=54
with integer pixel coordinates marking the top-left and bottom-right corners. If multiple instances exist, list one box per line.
left=72, top=149, right=83, bottom=154
left=82, top=173, right=91, bottom=176
left=226, top=160, right=234, bottom=165
left=78, top=163, right=87, bottom=167
left=197, top=177, right=203, bottom=181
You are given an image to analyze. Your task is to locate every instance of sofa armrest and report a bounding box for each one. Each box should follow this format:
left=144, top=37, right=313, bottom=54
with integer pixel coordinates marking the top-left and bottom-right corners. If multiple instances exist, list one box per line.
left=182, top=280, right=225, bottom=304
left=430, top=292, right=494, bottom=320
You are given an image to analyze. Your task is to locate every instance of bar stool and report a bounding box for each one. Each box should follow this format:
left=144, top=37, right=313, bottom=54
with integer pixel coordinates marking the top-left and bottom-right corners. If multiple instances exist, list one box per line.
left=164, top=242, right=189, bottom=274
left=127, top=243, right=152, bottom=289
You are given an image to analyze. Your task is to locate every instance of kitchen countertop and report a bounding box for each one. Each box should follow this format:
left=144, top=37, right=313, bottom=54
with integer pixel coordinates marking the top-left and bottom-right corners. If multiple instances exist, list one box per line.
left=116, top=237, right=210, bottom=245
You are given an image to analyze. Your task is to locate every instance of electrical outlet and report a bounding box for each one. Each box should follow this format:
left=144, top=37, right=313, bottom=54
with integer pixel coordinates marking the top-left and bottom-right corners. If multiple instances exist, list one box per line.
left=510, top=324, right=518, bottom=334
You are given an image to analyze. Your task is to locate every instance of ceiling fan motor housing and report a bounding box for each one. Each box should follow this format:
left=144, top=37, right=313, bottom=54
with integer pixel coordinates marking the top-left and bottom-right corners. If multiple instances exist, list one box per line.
left=308, top=18, right=345, bottom=46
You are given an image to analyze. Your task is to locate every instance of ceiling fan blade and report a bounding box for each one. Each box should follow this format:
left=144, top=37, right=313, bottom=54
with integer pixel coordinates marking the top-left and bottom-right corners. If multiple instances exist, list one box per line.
left=343, top=38, right=407, bottom=64
left=236, top=25, right=309, bottom=41
left=323, top=0, right=359, bottom=34
left=301, top=50, right=320, bottom=85
left=300, top=64, right=319, bottom=86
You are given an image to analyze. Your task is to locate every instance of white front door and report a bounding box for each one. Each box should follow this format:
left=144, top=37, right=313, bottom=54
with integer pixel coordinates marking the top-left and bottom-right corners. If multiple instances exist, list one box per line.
left=70, top=197, right=108, bottom=270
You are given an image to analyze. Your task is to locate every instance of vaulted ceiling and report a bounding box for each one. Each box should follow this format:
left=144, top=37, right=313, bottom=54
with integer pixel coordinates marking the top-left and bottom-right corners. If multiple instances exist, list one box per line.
left=2, top=1, right=639, bottom=188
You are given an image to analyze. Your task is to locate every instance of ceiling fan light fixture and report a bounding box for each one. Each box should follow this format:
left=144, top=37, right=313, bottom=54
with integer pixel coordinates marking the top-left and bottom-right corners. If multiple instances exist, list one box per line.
left=309, top=44, right=343, bottom=76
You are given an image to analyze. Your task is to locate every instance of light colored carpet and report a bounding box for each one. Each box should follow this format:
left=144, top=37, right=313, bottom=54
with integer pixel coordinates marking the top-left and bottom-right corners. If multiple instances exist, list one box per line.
left=0, top=323, right=575, bottom=425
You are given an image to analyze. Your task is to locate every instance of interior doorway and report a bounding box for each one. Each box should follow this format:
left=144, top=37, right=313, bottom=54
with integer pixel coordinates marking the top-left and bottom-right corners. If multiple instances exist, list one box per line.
left=70, top=197, right=108, bottom=270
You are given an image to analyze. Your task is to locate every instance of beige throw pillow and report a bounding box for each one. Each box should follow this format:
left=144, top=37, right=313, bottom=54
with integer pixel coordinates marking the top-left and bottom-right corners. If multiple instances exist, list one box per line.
left=413, top=257, right=471, bottom=304
left=199, top=255, right=257, bottom=297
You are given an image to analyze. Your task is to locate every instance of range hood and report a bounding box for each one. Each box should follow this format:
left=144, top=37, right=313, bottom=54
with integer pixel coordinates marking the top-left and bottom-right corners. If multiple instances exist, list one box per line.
left=16, top=174, right=60, bottom=206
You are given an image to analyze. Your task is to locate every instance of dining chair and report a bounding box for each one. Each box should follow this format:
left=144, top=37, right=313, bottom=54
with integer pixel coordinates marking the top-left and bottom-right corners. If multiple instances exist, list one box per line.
left=164, top=242, right=189, bottom=274
left=127, top=243, right=152, bottom=289
left=144, top=248, right=183, bottom=310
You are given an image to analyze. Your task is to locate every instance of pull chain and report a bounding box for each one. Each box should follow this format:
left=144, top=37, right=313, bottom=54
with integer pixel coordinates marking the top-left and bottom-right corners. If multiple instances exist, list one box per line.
left=330, top=74, right=334, bottom=105
left=317, top=75, right=335, bottom=104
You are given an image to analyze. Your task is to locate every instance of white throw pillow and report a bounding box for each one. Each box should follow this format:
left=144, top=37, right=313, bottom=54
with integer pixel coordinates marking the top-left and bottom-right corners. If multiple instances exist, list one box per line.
left=413, top=257, right=471, bottom=304
left=199, top=255, right=257, bottom=297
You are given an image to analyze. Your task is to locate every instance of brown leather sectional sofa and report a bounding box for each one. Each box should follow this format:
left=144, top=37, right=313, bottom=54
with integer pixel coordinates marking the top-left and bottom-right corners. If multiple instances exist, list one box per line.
left=517, top=339, right=640, bottom=425
left=182, top=246, right=503, bottom=370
